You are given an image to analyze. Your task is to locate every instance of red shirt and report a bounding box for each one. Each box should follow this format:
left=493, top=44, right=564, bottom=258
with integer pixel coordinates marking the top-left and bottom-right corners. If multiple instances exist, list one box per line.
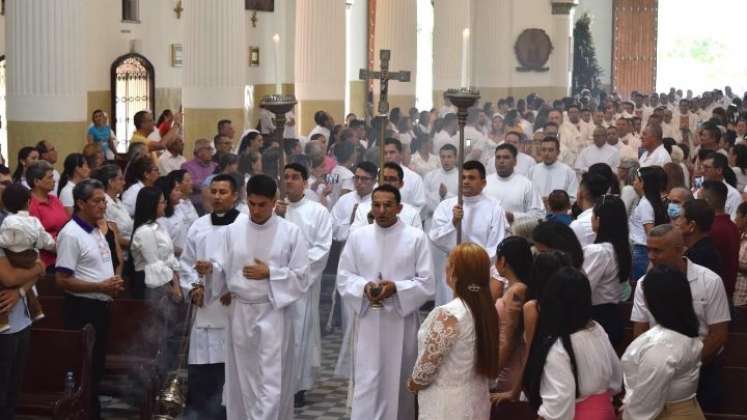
left=29, top=194, right=70, bottom=267
left=710, top=214, right=740, bottom=298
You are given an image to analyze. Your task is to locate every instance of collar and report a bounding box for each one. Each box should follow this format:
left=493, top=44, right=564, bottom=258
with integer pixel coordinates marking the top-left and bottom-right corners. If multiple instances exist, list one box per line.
left=72, top=214, right=96, bottom=233
left=374, top=218, right=402, bottom=232
left=211, top=208, right=240, bottom=226
left=288, top=196, right=306, bottom=208
left=463, top=193, right=485, bottom=204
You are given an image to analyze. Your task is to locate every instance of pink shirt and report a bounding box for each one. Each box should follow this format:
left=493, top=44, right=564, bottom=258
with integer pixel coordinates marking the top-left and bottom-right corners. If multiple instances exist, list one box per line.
left=29, top=194, right=70, bottom=267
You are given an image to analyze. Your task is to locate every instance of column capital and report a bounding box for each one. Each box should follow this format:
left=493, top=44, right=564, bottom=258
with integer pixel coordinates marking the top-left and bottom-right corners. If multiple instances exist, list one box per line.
left=551, top=0, right=578, bottom=15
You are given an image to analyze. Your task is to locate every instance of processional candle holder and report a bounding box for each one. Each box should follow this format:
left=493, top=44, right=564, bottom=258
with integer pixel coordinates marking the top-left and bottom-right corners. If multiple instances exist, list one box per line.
left=444, top=87, right=480, bottom=244
left=261, top=94, right=298, bottom=198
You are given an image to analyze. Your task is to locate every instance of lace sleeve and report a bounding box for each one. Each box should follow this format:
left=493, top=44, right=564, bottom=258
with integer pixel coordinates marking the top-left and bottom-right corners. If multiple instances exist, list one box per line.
left=411, top=308, right=459, bottom=386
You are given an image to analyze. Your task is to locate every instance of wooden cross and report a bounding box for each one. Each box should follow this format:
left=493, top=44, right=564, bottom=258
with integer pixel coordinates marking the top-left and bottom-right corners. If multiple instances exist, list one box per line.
left=359, top=50, right=411, bottom=181
left=359, top=50, right=411, bottom=115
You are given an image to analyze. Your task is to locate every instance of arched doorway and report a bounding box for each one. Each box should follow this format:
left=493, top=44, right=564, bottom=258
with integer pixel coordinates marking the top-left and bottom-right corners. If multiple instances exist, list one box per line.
left=110, top=53, right=155, bottom=152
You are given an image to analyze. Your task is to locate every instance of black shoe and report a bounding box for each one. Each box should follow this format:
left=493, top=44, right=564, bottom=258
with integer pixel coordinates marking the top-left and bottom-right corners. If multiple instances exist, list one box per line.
left=294, top=391, right=306, bottom=408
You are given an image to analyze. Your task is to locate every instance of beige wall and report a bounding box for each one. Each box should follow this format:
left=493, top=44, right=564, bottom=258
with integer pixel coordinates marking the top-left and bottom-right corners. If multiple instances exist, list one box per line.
left=348, top=81, right=367, bottom=119
left=297, top=100, right=344, bottom=136
left=8, top=121, right=87, bottom=172
left=183, top=108, right=244, bottom=157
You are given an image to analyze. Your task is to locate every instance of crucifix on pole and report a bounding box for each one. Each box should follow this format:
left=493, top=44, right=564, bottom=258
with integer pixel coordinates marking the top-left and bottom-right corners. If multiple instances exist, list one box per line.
left=359, top=49, right=411, bottom=182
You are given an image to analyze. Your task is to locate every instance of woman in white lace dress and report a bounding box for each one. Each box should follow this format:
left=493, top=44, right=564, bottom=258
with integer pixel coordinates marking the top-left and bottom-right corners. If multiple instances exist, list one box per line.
left=408, top=242, right=500, bottom=420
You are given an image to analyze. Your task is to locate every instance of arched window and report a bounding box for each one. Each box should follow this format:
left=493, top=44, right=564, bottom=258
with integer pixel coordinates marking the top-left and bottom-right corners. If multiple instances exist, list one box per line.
left=110, top=53, right=155, bottom=152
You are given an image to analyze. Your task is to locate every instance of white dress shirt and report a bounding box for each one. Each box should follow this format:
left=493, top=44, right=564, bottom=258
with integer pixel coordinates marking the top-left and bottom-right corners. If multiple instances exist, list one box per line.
left=59, top=181, right=76, bottom=208
left=130, top=222, right=180, bottom=288
left=583, top=242, right=624, bottom=305
left=631, top=258, right=731, bottom=337
left=575, top=144, right=621, bottom=173
left=538, top=321, right=622, bottom=420
left=570, top=208, right=596, bottom=247
left=122, top=181, right=145, bottom=217
left=105, top=194, right=134, bottom=240
left=628, top=197, right=654, bottom=246
left=621, top=326, right=702, bottom=420
left=158, top=151, right=187, bottom=175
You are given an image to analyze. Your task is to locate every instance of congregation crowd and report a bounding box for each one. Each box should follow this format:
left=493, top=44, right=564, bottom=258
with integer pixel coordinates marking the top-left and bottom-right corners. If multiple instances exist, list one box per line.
left=0, top=85, right=746, bottom=420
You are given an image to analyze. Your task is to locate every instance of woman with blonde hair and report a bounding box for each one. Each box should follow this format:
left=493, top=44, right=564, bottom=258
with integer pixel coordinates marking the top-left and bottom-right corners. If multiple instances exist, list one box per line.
left=408, top=242, right=500, bottom=420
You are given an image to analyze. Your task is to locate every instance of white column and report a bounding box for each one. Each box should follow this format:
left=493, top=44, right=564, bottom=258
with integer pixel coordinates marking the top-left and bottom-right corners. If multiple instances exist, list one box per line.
left=432, top=0, right=471, bottom=107
left=472, top=0, right=512, bottom=102
left=295, top=0, right=345, bottom=134
left=182, top=0, right=246, bottom=147
left=6, top=0, right=85, bottom=122
left=374, top=0, right=417, bottom=112
left=183, top=0, right=245, bottom=109
left=5, top=0, right=86, bottom=169
left=551, top=0, right=578, bottom=96
left=346, top=0, right=368, bottom=117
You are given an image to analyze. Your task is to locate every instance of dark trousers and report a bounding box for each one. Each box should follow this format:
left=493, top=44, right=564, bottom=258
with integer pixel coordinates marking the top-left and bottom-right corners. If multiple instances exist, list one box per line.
left=184, top=363, right=226, bottom=420
left=62, top=294, right=111, bottom=419
left=697, top=356, right=723, bottom=412
left=0, top=327, right=30, bottom=420
left=591, top=303, right=623, bottom=348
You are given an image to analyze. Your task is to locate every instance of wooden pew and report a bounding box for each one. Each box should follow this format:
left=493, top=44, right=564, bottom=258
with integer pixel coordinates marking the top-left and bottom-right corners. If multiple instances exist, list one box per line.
left=17, top=325, right=95, bottom=420
left=36, top=295, right=167, bottom=420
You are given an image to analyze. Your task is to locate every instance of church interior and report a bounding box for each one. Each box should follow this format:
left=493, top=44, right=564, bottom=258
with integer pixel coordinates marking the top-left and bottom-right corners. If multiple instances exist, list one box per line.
left=1, top=0, right=746, bottom=419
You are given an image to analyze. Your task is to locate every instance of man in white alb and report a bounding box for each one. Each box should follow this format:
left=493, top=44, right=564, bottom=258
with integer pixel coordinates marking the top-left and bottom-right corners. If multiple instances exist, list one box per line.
left=575, top=126, right=621, bottom=174
left=528, top=136, right=579, bottom=203
left=485, top=131, right=537, bottom=177
left=429, top=161, right=508, bottom=305
left=432, top=113, right=458, bottom=155
left=330, top=161, right=377, bottom=243
left=207, top=174, right=309, bottom=420
left=384, top=138, right=426, bottom=213
left=639, top=123, right=672, bottom=168
left=275, top=163, right=333, bottom=406
left=423, top=144, right=459, bottom=226
left=179, top=174, right=239, bottom=420
left=484, top=143, right=544, bottom=224
left=350, top=162, right=423, bottom=231
left=338, top=184, right=435, bottom=420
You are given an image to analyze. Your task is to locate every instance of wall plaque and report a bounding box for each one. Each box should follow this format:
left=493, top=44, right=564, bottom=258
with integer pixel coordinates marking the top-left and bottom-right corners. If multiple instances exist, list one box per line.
left=514, top=28, right=553, bottom=72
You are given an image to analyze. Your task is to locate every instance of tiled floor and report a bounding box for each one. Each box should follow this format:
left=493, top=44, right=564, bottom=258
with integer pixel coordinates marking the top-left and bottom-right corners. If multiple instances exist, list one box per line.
left=18, top=273, right=351, bottom=420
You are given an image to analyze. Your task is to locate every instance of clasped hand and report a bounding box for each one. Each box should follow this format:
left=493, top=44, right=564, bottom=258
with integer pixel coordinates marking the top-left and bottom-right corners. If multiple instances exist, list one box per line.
left=243, top=258, right=270, bottom=280
left=364, top=280, right=396, bottom=303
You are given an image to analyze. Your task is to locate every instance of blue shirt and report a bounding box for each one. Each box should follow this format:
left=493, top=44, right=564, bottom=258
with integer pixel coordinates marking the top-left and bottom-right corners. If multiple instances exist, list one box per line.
left=87, top=125, right=112, bottom=153
left=546, top=213, right=572, bottom=226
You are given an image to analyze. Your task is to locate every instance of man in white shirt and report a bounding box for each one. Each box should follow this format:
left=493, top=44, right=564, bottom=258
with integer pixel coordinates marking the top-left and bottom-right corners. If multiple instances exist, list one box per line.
left=338, top=184, right=434, bottom=420
left=484, top=143, right=544, bottom=224
left=639, top=123, right=672, bottom=168
left=698, top=153, right=742, bottom=219
left=179, top=174, right=239, bottom=419
left=275, top=163, right=333, bottom=406
left=208, top=175, right=309, bottom=420
left=330, top=161, right=376, bottom=243
left=606, top=125, right=638, bottom=161
left=432, top=113, right=458, bottom=156
left=55, top=180, right=125, bottom=417
left=384, top=139, right=426, bottom=212
left=423, top=145, right=459, bottom=224
left=528, top=136, right=579, bottom=203
left=307, top=110, right=332, bottom=142
left=570, top=173, right=608, bottom=246
left=616, top=117, right=641, bottom=152
left=325, top=141, right=356, bottom=209
left=158, top=136, right=187, bottom=175
left=548, top=108, right=582, bottom=167
left=575, top=126, right=621, bottom=174
left=429, top=161, right=508, bottom=304
left=631, top=224, right=730, bottom=411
